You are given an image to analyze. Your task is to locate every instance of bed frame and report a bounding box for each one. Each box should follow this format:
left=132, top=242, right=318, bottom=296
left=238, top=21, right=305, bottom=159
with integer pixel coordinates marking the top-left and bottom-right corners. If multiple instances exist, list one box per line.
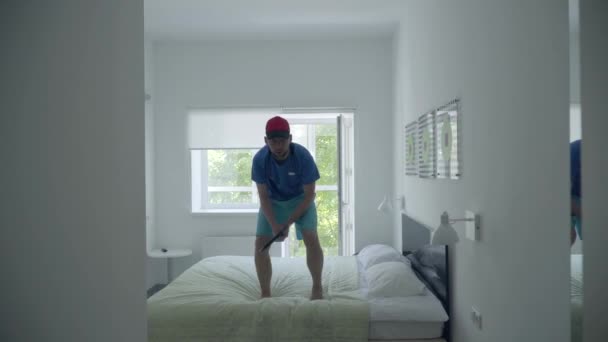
left=401, top=213, right=451, bottom=342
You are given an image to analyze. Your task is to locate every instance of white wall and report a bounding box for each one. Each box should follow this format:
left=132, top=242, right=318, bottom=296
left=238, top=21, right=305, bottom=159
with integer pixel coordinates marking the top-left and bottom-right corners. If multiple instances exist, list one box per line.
left=145, top=41, right=166, bottom=289
left=151, top=40, right=394, bottom=279
left=0, top=1, right=146, bottom=341
left=145, top=41, right=156, bottom=254
left=392, top=29, right=403, bottom=251
left=580, top=1, right=608, bottom=340
left=569, top=32, right=581, bottom=105
left=394, top=1, right=570, bottom=341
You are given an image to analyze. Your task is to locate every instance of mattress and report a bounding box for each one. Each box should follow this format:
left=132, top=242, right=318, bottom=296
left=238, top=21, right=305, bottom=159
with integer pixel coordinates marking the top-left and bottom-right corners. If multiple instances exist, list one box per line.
left=148, top=255, right=369, bottom=342
left=571, top=254, right=583, bottom=342
left=357, top=257, right=448, bottom=340
left=148, top=254, right=449, bottom=341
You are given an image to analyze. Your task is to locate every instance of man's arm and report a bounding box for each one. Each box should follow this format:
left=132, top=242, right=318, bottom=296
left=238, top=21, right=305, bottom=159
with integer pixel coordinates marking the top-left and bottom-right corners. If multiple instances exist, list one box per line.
left=285, top=183, right=316, bottom=227
left=257, top=183, right=285, bottom=238
left=571, top=198, right=582, bottom=246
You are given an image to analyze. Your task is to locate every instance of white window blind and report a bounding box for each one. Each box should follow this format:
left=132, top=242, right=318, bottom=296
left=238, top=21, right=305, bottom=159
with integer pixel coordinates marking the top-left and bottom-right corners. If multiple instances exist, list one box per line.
left=188, top=108, right=280, bottom=149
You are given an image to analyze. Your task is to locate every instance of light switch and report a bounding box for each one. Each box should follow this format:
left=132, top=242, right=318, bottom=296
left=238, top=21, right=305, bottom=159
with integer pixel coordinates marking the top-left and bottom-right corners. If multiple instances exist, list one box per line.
left=465, top=211, right=480, bottom=241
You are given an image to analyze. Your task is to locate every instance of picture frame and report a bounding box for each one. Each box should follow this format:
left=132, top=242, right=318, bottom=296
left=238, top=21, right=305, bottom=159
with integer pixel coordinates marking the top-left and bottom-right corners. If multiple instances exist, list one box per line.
left=417, top=110, right=436, bottom=179
left=405, top=121, right=418, bottom=175
left=435, top=99, right=461, bottom=179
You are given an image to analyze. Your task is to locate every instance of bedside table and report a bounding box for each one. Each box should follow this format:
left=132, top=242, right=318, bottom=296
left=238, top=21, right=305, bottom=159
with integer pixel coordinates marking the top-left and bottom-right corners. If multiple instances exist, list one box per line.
left=148, top=248, right=192, bottom=284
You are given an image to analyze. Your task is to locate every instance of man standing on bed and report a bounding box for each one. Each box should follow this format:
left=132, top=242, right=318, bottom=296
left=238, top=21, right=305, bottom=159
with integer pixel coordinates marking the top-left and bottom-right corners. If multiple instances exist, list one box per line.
left=570, top=139, right=582, bottom=245
left=252, top=115, right=324, bottom=300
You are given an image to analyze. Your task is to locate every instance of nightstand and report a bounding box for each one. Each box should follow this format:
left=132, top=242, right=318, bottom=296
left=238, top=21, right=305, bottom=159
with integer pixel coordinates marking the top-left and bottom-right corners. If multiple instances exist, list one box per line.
left=148, top=248, right=192, bottom=284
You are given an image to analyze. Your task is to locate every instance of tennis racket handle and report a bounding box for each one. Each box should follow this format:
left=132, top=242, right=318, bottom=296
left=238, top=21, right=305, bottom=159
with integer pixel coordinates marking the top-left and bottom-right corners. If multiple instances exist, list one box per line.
left=259, top=226, right=288, bottom=252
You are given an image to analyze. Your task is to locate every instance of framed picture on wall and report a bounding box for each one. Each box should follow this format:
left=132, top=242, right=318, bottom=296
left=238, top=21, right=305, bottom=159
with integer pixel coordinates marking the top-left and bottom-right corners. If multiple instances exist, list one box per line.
left=435, top=99, right=461, bottom=179
left=405, top=121, right=418, bottom=175
left=417, top=110, right=436, bottom=178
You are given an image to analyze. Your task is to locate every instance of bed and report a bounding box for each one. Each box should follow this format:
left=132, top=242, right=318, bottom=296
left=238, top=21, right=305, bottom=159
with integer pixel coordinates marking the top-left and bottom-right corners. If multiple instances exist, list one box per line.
left=148, top=214, right=450, bottom=341
left=571, top=254, right=583, bottom=342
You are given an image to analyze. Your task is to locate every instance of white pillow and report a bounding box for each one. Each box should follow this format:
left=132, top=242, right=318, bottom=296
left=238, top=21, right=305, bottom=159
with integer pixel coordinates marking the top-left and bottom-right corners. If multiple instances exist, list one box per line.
left=365, top=261, right=426, bottom=298
left=358, top=244, right=406, bottom=269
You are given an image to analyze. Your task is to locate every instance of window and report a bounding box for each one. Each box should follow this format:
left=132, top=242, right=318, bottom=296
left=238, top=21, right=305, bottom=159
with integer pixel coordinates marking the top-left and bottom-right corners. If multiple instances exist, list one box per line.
left=191, top=149, right=259, bottom=212
left=190, top=121, right=337, bottom=214
left=188, top=108, right=273, bottom=213
left=188, top=109, right=350, bottom=258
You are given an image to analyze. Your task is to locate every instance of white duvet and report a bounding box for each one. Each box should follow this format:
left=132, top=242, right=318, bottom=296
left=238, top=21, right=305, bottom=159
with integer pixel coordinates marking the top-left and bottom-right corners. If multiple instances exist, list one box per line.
left=571, top=254, right=583, bottom=342
left=148, top=255, right=369, bottom=342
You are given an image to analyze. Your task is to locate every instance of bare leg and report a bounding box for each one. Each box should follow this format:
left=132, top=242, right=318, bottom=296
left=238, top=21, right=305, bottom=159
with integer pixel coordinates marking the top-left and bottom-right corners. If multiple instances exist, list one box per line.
left=302, top=230, right=324, bottom=300
left=255, top=236, right=272, bottom=298
left=571, top=225, right=577, bottom=246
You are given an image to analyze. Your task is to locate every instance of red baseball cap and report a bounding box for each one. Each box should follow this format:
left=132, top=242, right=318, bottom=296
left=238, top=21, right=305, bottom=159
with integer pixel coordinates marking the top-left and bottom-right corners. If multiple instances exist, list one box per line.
left=265, top=116, right=290, bottom=139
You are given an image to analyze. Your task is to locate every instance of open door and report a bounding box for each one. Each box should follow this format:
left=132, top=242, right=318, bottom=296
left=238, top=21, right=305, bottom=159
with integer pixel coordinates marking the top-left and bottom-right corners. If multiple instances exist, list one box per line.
left=338, top=113, right=355, bottom=256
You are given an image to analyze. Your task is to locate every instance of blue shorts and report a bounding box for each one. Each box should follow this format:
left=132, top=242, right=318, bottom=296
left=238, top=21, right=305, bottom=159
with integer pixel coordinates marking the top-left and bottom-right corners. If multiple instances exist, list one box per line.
left=571, top=196, right=582, bottom=239
left=256, top=194, right=317, bottom=240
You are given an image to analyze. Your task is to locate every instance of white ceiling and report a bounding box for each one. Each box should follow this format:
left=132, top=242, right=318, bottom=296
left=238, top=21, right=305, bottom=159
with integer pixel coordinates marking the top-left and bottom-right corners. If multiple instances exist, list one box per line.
left=144, top=0, right=408, bottom=40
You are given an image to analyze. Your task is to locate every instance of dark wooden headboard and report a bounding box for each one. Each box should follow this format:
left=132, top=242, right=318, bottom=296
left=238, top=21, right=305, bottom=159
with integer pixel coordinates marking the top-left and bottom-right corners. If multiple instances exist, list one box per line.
left=401, top=214, right=432, bottom=252
left=401, top=213, right=451, bottom=342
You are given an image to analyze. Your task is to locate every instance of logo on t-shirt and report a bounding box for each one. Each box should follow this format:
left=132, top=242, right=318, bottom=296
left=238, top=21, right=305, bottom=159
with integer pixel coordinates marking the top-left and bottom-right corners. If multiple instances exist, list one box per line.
left=288, top=172, right=296, bottom=176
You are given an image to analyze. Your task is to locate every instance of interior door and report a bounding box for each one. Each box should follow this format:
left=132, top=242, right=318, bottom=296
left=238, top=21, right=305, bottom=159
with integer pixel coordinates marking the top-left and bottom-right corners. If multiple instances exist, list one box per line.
left=338, top=113, right=355, bottom=256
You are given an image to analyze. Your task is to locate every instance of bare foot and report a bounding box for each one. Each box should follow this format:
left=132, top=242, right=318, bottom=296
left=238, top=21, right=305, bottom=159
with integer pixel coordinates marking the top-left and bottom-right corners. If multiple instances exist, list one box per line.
left=310, top=286, right=323, bottom=300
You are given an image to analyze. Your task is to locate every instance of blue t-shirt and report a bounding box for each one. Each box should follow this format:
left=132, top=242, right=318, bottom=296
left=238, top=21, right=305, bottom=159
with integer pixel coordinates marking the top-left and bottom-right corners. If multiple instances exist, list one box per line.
left=251, top=143, right=320, bottom=201
left=570, top=140, right=581, bottom=198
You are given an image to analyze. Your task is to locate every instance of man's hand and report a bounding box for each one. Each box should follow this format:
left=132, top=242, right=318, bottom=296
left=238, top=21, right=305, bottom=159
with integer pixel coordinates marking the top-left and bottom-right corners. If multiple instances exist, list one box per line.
left=272, top=223, right=289, bottom=242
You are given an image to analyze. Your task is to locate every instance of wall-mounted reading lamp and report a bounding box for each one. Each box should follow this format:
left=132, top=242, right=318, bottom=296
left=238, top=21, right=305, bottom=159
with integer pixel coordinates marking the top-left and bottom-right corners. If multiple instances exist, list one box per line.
left=432, top=211, right=481, bottom=245
left=377, top=195, right=405, bottom=213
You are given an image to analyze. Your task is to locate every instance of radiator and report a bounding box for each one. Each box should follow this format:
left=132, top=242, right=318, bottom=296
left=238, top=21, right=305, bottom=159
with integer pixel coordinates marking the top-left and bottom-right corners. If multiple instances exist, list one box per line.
left=201, top=235, right=282, bottom=259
